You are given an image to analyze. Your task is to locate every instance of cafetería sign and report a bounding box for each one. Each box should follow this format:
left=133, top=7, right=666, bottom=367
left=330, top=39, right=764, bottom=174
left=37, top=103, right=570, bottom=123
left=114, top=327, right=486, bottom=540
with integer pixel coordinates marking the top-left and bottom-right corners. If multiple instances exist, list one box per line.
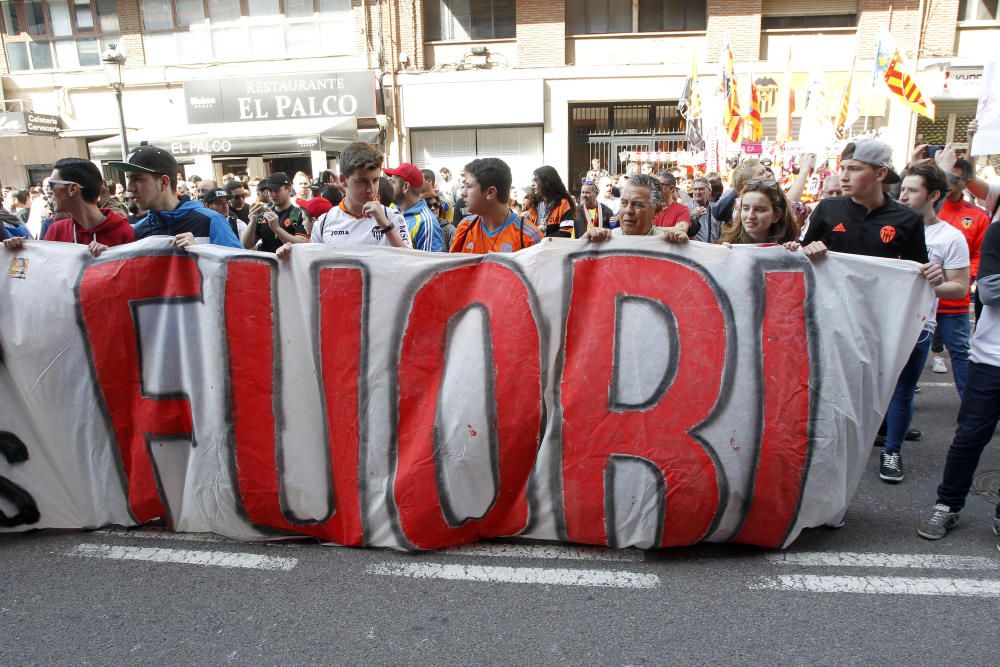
left=0, top=111, right=61, bottom=136
left=183, top=71, right=377, bottom=124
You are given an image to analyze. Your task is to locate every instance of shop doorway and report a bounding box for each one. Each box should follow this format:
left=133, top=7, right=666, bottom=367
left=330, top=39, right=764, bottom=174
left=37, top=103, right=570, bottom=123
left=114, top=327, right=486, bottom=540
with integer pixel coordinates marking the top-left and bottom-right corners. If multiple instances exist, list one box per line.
left=266, top=156, right=312, bottom=178
left=569, top=101, right=686, bottom=190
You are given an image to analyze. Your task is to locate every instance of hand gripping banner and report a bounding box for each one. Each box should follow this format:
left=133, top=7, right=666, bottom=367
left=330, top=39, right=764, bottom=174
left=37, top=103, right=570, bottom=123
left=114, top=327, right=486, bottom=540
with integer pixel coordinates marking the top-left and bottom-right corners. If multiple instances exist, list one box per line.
left=0, top=238, right=933, bottom=549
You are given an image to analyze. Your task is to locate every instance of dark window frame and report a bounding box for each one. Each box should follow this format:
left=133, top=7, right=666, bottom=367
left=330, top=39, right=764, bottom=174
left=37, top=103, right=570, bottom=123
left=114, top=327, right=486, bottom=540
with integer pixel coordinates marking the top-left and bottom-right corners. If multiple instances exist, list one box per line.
left=2, top=0, right=119, bottom=71
left=760, top=14, right=857, bottom=29
left=423, top=0, right=516, bottom=42
left=566, top=0, right=707, bottom=35
left=138, top=0, right=348, bottom=33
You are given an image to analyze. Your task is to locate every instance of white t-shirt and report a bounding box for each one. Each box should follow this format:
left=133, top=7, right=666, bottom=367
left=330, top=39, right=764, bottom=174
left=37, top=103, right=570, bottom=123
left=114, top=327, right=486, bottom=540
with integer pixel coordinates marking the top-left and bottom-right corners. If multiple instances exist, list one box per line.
left=310, top=201, right=412, bottom=248
left=923, top=220, right=970, bottom=332
left=982, top=180, right=1000, bottom=223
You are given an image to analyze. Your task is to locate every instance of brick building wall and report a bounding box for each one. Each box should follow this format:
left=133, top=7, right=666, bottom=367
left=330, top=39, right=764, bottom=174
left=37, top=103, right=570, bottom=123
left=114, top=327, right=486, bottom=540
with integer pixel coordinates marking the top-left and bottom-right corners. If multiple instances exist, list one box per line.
left=117, top=0, right=146, bottom=66
left=705, top=0, right=761, bottom=62
left=516, top=0, right=566, bottom=68
left=856, top=0, right=921, bottom=58
left=920, top=0, right=959, bottom=57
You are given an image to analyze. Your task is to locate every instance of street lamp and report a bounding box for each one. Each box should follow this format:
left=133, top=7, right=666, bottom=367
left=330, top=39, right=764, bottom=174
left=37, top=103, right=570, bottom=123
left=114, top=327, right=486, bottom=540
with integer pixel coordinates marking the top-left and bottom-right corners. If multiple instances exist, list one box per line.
left=101, top=43, right=128, bottom=169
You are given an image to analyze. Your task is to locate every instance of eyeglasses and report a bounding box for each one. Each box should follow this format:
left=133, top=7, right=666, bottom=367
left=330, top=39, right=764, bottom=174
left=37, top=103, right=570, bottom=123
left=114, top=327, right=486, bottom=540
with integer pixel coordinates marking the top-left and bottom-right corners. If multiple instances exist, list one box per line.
left=745, top=179, right=779, bottom=188
left=427, top=199, right=441, bottom=208
left=48, top=179, right=79, bottom=187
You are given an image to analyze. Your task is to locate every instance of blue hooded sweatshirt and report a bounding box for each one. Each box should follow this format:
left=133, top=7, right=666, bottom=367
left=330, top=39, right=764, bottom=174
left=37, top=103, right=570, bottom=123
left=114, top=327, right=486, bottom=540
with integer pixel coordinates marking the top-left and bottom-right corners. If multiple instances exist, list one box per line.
left=133, top=199, right=242, bottom=248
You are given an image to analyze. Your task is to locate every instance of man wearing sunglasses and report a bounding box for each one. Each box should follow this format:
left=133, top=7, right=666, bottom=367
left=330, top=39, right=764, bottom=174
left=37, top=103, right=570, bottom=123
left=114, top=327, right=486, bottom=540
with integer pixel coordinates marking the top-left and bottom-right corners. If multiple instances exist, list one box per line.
left=2, top=158, right=134, bottom=257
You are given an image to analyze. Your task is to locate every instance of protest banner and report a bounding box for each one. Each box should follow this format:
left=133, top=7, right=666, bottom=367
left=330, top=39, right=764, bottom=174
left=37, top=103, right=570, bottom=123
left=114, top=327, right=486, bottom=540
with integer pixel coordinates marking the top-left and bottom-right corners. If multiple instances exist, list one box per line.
left=0, top=238, right=933, bottom=549
left=971, top=62, right=1000, bottom=157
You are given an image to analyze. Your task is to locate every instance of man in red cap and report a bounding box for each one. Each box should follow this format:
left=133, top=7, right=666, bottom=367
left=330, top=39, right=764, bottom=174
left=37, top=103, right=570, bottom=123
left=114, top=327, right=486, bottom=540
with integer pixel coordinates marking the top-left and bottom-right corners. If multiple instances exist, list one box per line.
left=385, top=162, right=445, bottom=252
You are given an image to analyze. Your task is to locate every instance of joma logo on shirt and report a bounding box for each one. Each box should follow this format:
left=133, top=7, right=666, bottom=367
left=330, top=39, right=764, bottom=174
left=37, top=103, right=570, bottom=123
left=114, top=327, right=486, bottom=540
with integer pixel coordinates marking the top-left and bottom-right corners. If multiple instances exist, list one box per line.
left=331, top=230, right=349, bottom=236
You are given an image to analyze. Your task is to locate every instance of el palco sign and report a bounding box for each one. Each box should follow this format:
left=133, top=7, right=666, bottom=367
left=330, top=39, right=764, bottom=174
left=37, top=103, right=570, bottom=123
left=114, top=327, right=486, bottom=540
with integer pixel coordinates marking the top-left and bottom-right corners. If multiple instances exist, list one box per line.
left=183, top=72, right=377, bottom=124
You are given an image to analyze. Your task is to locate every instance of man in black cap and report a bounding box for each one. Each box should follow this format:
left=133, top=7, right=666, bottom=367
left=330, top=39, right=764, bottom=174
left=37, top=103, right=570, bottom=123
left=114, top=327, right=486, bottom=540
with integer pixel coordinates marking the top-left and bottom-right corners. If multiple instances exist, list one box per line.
left=203, top=187, right=245, bottom=238
left=241, top=172, right=308, bottom=252
left=110, top=146, right=241, bottom=248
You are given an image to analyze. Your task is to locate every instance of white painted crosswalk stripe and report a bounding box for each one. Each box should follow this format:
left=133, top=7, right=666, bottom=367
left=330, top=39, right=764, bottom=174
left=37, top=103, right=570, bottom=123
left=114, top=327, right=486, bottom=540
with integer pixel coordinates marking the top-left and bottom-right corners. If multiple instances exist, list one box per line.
left=442, top=542, right=645, bottom=562
left=768, top=551, right=999, bottom=571
left=66, top=543, right=298, bottom=571
left=366, top=562, right=659, bottom=589
left=751, top=574, right=1000, bottom=598
left=917, top=381, right=955, bottom=387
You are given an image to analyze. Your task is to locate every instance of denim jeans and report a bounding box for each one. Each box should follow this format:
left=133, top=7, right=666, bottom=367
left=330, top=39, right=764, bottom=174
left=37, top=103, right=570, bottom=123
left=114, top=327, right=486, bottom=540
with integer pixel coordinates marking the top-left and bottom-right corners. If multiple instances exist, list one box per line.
left=933, top=312, right=971, bottom=398
left=884, top=331, right=932, bottom=454
left=936, top=362, right=1000, bottom=520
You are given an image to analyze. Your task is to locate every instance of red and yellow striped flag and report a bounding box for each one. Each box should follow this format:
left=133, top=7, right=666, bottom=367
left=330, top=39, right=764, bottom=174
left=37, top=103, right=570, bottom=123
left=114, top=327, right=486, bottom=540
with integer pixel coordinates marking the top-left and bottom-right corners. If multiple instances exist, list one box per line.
left=835, top=70, right=853, bottom=138
left=746, top=83, right=763, bottom=141
left=883, top=49, right=935, bottom=120
left=722, top=43, right=742, bottom=142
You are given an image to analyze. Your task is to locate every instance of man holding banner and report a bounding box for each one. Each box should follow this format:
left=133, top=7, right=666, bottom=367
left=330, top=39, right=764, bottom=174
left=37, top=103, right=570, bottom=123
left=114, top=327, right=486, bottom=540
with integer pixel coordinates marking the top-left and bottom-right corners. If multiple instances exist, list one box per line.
left=110, top=146, right=242, bottom=250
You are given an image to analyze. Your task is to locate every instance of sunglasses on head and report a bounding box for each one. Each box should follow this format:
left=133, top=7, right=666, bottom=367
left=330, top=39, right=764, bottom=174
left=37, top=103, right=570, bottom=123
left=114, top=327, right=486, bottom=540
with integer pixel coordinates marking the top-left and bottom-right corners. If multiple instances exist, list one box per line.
left=745, top=179, right=778, bottom=188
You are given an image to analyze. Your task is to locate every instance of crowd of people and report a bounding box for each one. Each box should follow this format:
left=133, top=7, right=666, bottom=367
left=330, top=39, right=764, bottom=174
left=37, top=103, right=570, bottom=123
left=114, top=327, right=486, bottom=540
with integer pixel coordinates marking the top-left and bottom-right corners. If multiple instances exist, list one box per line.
left=3, top=125, right=1000, bottom=551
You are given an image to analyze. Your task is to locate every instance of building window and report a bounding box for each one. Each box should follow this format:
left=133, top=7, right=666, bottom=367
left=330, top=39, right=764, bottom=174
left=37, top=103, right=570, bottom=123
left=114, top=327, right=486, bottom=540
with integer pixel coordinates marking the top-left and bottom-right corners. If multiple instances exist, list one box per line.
left=567, top=0, right=706, bottom=34
left=424, top=0, right=515, bottom=41
left=139, top=0, right=353, bottom=65
left=1, top=0, right=119, bottom=71
left=760, top=0, right=858, bottom=29
left=637, top=0, right=706, bottom=31
left=760, top=14, right=855, bottom=28
left=958, top=0, right=998, bottom=20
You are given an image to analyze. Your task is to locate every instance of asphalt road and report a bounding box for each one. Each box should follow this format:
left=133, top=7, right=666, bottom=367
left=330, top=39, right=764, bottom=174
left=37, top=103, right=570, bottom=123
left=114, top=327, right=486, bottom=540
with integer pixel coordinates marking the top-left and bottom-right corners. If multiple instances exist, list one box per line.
left=2, top=361, right=998, bottom=666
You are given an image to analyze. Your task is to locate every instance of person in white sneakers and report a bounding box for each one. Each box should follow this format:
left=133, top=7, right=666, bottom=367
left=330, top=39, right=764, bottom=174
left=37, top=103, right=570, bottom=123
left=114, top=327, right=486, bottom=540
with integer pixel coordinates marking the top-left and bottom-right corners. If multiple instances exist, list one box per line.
left=878, top=160, right=969, bottom=483
left=918, top=189, right=1000, bottom=549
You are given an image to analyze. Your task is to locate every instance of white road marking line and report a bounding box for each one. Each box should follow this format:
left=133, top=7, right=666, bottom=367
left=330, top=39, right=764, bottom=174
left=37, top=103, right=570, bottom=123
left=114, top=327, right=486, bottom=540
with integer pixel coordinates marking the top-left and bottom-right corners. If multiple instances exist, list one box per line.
left=66, top=543, right=298, bottom=571
left=92, top=529, right=299, bottom=547
left=768, top=551, right=999, bottom=570
left=751, top=574, right=1000, bottom=598
left=442, top=543, right=645, bottom=562
left=366, top=562, right=659, bottom=589
left=917, top=381, right=955, bottom=387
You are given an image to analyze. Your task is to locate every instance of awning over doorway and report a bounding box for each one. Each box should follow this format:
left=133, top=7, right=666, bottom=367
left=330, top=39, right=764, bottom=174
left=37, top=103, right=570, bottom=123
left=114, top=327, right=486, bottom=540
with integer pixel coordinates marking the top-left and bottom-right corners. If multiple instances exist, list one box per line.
left=87, top=116, right=379, bottom=161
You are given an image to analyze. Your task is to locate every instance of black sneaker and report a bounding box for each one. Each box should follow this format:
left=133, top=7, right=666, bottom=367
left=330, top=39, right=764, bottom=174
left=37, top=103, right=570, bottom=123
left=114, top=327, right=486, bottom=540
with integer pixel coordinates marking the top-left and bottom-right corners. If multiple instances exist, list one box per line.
left=879, top=449, right=903, bottom=483
left=917, top=504, right=960, bottom=540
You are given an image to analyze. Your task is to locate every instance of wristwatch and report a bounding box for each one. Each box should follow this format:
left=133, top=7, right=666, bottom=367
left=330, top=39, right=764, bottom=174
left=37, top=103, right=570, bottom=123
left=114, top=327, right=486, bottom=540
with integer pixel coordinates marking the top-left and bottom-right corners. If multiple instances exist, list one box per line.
left=378, top=220, right=395, bottom=233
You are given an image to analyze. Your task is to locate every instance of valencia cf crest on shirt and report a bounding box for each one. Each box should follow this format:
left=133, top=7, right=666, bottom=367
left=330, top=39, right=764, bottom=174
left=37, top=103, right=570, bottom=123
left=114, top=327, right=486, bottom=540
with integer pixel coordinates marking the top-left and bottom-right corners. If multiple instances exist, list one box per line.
left=880, top=225, right=896, bottom=244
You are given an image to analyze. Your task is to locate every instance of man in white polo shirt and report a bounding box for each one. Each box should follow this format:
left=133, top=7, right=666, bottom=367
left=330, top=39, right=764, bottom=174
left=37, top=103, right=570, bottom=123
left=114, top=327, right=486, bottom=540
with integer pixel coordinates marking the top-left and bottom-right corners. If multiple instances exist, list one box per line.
left=276, top=142, right=411, bottom=258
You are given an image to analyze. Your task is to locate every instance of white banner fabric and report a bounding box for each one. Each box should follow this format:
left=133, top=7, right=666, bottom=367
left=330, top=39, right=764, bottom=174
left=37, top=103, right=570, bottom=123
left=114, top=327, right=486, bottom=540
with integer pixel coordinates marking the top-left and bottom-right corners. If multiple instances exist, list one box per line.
left=0, top=238, right=933, bottom=550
